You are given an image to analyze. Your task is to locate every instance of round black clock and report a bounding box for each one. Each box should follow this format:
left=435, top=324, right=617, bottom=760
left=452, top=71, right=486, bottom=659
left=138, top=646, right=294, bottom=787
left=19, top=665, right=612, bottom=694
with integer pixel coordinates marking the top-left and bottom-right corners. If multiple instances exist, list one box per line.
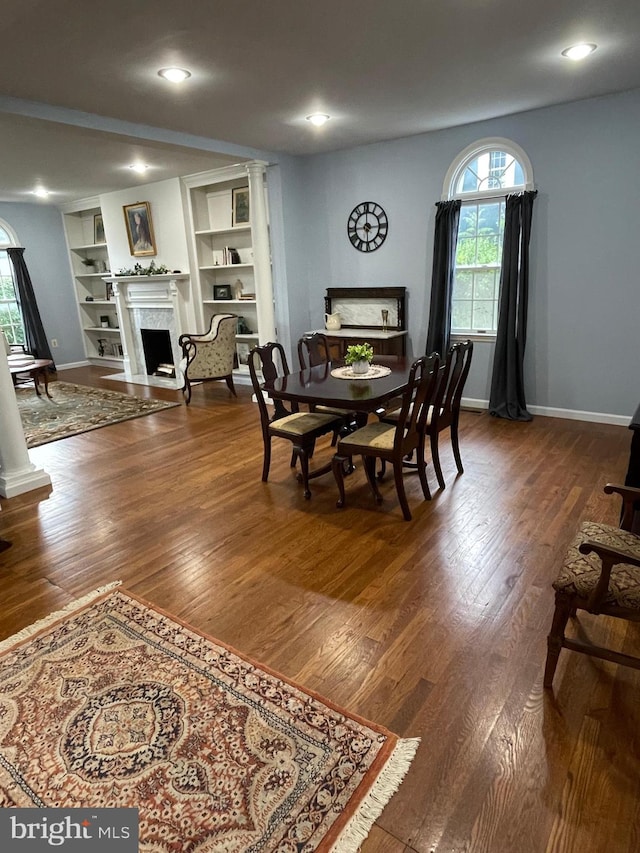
left=347, top=202, right=388, bottom=252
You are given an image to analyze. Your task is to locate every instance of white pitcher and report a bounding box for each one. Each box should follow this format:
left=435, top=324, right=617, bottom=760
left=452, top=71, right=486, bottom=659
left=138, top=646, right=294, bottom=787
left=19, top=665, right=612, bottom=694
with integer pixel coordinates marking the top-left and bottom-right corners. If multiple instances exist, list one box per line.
left=325, top=312, right=341, bottom=331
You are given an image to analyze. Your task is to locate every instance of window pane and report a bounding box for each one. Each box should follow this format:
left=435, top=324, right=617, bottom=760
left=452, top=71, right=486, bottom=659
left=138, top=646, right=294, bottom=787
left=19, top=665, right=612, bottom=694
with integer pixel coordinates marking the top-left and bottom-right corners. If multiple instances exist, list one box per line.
left=455, top=237, right=477, bottom=266
left=476, top=236, right=501, bottom=265
left=454, top=270, right=472, bottom=298
left=474, top=271, right=497, bottom=299
left=472, top=301, right=495, bottom=331
left=456, top=148, right=526, bottom=195
left=451, top=300, right=472, bottom=330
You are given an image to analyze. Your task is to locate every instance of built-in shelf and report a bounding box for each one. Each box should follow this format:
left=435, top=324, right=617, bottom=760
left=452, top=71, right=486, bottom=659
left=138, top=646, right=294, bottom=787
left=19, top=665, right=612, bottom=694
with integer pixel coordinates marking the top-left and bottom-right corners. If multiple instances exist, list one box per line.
left=61, top=198, right=120, bottom=365
left=194, top=225, right=251, bottom=237
left=184, top=162, right=275, bottom=383
left=199, top=263, right=254, bottom=271
left=202, top=299, right=256, bottom=305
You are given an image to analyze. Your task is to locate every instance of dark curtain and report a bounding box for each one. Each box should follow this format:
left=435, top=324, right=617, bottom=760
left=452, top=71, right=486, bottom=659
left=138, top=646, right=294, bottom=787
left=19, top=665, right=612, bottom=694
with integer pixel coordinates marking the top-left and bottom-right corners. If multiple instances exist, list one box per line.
left=425, top=199, right=461, bottom=357
left=489, top=190, right=537, bottom=421
left=7, top=247, right=56, bottom=369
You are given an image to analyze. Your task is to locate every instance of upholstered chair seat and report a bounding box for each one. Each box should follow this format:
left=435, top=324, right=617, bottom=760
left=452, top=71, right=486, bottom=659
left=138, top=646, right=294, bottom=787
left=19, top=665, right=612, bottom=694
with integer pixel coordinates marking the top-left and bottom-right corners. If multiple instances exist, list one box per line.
left=553, top=521, right=640, bottom=609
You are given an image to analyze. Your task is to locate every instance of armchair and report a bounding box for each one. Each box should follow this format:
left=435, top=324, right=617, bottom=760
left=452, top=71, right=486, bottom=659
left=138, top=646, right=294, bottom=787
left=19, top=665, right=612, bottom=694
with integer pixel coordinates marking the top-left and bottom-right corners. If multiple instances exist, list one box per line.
left=178, top=314, right=237, bottom=405
left=544, top=483, right=640, bottom=688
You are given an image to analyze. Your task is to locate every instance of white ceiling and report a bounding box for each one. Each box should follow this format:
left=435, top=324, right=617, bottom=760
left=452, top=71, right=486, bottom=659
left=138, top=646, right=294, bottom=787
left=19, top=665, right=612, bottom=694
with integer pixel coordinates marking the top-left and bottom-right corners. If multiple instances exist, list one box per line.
left=1, top=0, right=639, bottom=204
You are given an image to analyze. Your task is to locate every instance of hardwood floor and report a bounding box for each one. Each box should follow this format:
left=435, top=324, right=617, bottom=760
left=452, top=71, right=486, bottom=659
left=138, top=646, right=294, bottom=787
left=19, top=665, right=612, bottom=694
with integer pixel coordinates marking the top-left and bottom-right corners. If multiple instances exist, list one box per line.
left=1, top=366, right=638, bottom=852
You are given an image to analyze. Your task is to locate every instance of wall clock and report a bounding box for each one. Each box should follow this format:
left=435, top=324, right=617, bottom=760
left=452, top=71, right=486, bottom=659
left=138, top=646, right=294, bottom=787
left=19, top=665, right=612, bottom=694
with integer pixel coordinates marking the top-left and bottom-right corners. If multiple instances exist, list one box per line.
left=347, top=202, right=388, bottom=252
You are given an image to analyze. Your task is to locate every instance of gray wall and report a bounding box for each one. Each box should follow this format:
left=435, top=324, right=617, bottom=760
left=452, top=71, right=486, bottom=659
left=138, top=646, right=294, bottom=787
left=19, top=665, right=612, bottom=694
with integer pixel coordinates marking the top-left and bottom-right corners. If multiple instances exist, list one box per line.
left=0, top=202, right=84, bottom=365
left=278, top=88, right=640, bottom=420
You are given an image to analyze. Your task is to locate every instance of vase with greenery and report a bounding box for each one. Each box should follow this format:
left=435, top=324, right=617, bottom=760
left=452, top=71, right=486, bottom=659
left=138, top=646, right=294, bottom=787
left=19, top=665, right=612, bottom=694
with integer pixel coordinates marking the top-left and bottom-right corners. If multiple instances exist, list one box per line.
left=344, top=342, right=374, bottom=374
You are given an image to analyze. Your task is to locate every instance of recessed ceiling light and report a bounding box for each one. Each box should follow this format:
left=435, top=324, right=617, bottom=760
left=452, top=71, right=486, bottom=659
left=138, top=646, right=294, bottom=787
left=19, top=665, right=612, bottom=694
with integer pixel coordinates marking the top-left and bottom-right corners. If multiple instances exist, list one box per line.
left=129, top=163, right=150, bottom=173
left=306, top=113, right=331, bottom=127
left=561, top=43, right=597, bottom=61
left=33, top=187, right=49, bottom=198
left=158, top=67, right=192, bottom=83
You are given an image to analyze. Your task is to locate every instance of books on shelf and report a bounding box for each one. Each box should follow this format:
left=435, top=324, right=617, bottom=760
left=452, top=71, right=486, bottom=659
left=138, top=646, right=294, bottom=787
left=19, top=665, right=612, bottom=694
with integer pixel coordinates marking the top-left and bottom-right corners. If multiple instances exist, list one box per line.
left=211, top=246, right=243, bottom=266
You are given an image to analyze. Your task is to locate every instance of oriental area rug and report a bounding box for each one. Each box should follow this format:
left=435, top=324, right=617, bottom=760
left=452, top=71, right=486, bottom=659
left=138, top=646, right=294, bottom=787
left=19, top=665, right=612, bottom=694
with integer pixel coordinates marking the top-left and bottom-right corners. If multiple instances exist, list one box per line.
left=0, top=586, right=419, bottom=852
left=16, top=382, right=180, bottom=448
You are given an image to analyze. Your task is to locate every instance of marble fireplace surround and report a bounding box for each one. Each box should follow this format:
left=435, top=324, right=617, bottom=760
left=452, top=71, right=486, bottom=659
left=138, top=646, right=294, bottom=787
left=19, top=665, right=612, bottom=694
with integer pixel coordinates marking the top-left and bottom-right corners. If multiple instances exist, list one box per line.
left=105, top=274, right=191, bottom=389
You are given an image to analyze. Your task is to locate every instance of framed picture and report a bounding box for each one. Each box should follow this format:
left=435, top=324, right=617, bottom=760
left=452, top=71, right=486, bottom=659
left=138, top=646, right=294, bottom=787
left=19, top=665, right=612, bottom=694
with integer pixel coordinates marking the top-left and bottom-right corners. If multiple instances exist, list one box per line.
left=93, top=213, right=105, bottom=244
left=232, top=187, right=250, bottom=227
left=236, top=342, right=251, bottom=366
left=123, top=201, right=156, bottom=257
left=213, top=284, right=232, bottom=300
left=105, top=282, right=114, bottom=301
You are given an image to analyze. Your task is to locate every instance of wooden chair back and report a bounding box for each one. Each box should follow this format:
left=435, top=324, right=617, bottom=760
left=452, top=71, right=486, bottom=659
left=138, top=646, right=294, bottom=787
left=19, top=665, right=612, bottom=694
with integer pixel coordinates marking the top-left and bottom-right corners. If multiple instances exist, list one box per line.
left=433, top=340, right=474, bottom=431
left=248, top=341, right=293, bottom=422
left=297, top=332, right=331, bottom=370
left=396, top=353, right=441, bottom=454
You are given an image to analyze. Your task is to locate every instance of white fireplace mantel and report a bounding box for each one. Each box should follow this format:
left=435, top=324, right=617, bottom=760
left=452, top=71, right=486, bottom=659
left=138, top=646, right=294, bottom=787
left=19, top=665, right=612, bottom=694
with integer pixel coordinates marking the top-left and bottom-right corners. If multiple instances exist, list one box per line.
left=104, top=274, right=192, bottom=385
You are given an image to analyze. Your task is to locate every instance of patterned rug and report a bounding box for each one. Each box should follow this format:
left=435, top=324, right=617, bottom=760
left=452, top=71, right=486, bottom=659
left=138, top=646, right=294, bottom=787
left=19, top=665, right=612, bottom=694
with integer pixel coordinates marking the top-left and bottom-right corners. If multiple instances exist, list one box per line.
left=0, top=586, right=418, bottom=852
left=16, top=382, right=180, bottom=447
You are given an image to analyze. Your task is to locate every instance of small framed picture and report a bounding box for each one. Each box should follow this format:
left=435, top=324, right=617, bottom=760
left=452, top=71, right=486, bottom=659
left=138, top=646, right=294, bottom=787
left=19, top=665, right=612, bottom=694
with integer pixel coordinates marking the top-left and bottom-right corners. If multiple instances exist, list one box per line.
left=232, top=186, right=250, bottom=227
left=123, top=201, right=157, bottom=257
left=213, top=284, right=232, bottom=300
left=236, top=342, right=251, bottom=366
left=94, top=213, right=105, bottom=244
left=105, top=282, right=114, bottom=301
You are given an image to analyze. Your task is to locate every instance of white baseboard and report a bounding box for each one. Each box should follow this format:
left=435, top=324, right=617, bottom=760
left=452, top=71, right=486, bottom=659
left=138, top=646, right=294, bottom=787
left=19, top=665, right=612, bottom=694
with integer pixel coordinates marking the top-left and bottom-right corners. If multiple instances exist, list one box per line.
left=461, top=397, right=630, bottom=427
left=55, top=360, right=90, bottom=371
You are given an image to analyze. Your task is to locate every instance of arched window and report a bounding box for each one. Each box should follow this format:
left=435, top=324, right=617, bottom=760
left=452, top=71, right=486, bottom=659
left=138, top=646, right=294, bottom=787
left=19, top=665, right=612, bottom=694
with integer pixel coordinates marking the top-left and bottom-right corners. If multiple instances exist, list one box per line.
left=443, top=138, right=533, bottom=337
left=0, top=219, right=26, bottom=344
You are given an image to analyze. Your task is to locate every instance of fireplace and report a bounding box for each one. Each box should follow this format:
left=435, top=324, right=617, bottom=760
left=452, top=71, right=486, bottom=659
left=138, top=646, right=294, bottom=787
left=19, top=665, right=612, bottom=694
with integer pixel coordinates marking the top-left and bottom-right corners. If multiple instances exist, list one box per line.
left=105, top=274, right=191, bottom=388
left=141, top=329, right=175, bottom=377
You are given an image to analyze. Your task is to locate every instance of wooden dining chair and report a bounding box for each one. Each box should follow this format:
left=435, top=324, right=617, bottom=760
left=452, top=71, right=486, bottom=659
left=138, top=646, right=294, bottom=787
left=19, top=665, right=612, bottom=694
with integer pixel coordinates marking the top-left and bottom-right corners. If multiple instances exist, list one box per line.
left=297, top=332, right=362, bottom=440
left=331, top=354, right=440, bottom=521
left=378, top=340, right=473, bottom=489
left=248, top=342, right=344, bottom=499
left=544, top=483, right=640, bottom=688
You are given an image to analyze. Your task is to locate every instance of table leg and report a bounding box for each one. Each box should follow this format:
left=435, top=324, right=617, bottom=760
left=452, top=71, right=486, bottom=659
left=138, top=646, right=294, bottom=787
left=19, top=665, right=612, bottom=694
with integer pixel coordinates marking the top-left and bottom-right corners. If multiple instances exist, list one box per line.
left=41, top=367, right=52, bottom=399
left=33, top=369, right=42, bottom=396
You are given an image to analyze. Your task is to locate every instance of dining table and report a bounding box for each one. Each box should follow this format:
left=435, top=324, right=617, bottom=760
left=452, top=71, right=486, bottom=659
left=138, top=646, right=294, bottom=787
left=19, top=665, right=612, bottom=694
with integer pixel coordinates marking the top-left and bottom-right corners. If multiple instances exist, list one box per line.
left=261, top=355, right=413, bottom=414
left=260, top=355, right=414, bottom=490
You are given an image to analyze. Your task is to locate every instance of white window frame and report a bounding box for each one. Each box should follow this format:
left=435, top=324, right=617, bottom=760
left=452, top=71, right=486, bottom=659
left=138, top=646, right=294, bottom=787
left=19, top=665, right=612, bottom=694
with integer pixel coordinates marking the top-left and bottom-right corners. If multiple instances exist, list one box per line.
left=443, top=138, right=534, bottom=342
left=0, top=219, right=26, bottom=345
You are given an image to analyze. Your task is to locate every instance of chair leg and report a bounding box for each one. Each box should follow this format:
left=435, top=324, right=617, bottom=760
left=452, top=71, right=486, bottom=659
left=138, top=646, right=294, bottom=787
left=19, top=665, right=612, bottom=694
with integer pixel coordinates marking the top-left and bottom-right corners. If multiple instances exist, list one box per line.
left=182, top=377, right=192, bottom=405
left=430, top=432, right=445, bottom=490
left=451, top=417, right=463, bottom=474
left=363, top=456, right=384, bottom=504
left=332, top=453, right=349, bottom=508
left=225, top=374, right=237, bottom=397
left=416, top=438, right=432, bottom=501
left=393, top=459, right=413, bottom=521
left=262, top=436, right=272, bottom=482
left=296, top=447, right=312, bottom=499
left=543, top=592, right=574, bottom=688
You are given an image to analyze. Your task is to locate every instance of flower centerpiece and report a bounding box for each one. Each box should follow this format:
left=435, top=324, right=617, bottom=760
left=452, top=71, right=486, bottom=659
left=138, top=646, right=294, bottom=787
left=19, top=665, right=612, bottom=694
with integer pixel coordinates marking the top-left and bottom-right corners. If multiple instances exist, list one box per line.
left=344, top=342, right=374, bottom=375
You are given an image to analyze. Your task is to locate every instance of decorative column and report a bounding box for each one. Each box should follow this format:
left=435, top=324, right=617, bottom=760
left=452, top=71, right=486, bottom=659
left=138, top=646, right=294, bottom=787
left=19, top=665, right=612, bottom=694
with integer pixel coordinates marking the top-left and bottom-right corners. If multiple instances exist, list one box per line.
left=246, top=162, right=276, bottom=343
left=0, top=333, right=51, bottom=498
